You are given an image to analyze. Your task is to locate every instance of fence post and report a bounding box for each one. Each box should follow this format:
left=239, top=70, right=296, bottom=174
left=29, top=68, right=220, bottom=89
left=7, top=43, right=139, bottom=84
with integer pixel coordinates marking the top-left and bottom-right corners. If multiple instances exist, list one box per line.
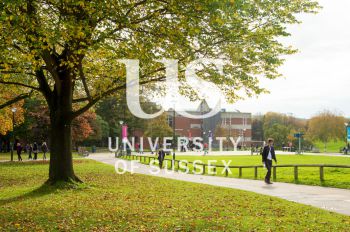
left=320, top=166, right=324, bottom=181
left=239, top=167, right=242, bottom=178
left=273, top=166, right=277, bottom=181
left=294, top=166, right=298, bottom=181
left=254, top=167, right=258, bottom=179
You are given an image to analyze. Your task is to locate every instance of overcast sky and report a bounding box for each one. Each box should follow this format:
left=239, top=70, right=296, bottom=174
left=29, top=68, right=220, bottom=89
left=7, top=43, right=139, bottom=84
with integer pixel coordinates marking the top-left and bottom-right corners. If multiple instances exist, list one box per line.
left=161, top=0, right=350, bottom=119
left=230, top=0, right=350, bottom=119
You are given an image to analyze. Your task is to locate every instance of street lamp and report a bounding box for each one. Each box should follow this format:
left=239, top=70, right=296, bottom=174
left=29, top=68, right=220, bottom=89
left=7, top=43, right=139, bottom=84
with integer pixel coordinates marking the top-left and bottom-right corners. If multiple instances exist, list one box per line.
left=10, top=107, right=17, bottom=162
left=119, top=120, right=124, bottom=156
left=171, top=100, right=176, bottom=161
left=243, top=128, right=247, bottom=149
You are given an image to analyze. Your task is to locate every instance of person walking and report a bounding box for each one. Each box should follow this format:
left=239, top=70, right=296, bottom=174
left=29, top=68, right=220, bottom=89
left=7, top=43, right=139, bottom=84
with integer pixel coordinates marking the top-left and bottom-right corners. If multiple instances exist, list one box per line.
left=158, top=148, right=166, bottom=169
left=28, top=143, right=33, bottom=160
left=42, top=142, right=48, bottom=160
left=203, top=142, right=208, bottom=155
left=33, top=142, right=38, bottom=160
left=262, top=138, right=277, bottom=184
left=16, top=142, right=23, bottom=161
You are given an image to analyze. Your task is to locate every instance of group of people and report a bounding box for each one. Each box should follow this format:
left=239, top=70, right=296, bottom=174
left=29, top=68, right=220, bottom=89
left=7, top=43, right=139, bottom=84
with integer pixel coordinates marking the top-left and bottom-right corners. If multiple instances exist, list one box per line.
left=14, top=141, right=48, bottom=161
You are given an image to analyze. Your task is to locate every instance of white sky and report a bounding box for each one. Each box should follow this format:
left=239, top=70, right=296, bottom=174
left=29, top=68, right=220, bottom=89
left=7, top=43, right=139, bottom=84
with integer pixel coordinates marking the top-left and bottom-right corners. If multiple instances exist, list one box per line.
left=229, top=0, right=350, bottom=119
left=160, top=0, right=350, bottom=119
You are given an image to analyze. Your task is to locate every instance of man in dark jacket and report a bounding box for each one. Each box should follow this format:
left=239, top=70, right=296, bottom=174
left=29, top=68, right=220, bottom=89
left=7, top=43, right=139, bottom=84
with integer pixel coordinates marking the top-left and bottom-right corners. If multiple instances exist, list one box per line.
left=262, top=138, right=277, bottom=184
left=158, top=148, right=166, bottom=169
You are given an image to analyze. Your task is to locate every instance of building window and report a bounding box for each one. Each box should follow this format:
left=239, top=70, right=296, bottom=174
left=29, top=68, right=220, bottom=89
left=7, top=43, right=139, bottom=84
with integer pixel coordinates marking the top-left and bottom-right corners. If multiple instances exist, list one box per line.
left=167, top=116, right=173, bottom=127
left=190, top=124, right=201, bottom=129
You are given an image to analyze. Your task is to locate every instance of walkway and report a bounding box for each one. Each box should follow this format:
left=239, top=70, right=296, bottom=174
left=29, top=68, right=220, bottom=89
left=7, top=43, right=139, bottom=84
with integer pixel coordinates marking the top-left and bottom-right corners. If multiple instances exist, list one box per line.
left=89, top=153, right=350, bottom=216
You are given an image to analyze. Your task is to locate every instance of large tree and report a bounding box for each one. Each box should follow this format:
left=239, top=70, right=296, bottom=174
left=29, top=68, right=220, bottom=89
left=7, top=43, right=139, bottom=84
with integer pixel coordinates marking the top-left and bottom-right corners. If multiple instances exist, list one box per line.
left=307, top=110, right=346, bottom=152
left=0, top=0, right=319, bottom=183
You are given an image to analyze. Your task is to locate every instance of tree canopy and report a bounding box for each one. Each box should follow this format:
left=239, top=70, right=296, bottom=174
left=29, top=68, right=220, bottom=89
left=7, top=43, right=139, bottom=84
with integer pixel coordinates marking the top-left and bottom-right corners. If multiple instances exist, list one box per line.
left=1, top=0, right=320, bottom=108
left=307, top=110, right=346, bottom=151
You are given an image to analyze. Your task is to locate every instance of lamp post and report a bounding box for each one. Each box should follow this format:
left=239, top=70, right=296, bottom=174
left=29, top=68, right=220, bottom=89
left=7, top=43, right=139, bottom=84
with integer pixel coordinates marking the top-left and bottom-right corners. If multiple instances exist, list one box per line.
left=10, top=107, right=17, bottom=161
left=119, top=120, right=124, bottom=156
left=171, top=100, right=176, bottom=161
left=243, top=128, right=247, bottom=149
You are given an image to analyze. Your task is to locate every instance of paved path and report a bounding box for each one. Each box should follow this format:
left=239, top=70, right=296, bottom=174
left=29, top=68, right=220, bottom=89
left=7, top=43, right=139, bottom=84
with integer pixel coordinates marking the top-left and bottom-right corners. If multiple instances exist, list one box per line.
left=89, top=153, right=350, bottom=216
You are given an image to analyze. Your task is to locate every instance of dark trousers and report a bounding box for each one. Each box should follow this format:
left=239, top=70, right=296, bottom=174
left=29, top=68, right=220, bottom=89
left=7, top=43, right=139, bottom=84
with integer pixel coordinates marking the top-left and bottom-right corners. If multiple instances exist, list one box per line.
left=265, top=160, right=273, bottom=182
left=158, top=159, right=163, bottom=169
left=17, top=152, right=22, bottom=161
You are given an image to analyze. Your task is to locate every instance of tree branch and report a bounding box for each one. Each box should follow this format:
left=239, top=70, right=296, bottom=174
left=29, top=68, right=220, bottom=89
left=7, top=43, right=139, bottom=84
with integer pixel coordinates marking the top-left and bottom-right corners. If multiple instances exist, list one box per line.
left=72, top=97, right=89, bottom=103
left=35, top=68, right=53, bottom=105
left=0, top=80, right=40, bottom=91
left=0, top=91, right=32, bottom=110
left=78, top=60, right=92, bottom=101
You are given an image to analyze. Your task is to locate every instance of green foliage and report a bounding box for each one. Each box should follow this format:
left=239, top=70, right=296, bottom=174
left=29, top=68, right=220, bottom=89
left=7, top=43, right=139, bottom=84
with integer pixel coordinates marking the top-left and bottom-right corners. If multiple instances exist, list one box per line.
left=307, top=110, right=346, bottom=151
left=262, top=112, right=308, bottom=148
left=0, top=0, right=320, bottom=107
left=96, top=96, right=158, bottom=137
left=0, top=160, right=349, bottom=231
left=264, top=123, right=290, bottom=146
left=143, top=113, right=173, bottom=139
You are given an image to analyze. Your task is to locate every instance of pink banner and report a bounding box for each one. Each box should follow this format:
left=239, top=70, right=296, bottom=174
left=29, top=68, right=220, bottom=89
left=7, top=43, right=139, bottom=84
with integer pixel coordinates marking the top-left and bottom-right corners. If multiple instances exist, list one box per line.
left=122, top=125, right=128, bottom=139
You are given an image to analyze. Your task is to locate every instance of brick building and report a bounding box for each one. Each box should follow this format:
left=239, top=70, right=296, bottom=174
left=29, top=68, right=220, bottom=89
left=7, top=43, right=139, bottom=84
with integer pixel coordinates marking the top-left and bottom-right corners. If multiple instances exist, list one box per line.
left=166, top=100, right=252, bottom=147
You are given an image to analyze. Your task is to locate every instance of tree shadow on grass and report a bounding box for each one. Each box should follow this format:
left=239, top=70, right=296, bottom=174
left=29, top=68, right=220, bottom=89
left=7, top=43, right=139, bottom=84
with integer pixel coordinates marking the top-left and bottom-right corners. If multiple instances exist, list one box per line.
left=0, top=181, right=88, bottom=206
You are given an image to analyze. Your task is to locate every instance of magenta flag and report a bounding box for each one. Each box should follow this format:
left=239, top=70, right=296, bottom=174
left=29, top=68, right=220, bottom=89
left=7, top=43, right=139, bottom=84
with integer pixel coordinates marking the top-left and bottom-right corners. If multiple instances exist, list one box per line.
left=122, top=125, right=128, bottom=139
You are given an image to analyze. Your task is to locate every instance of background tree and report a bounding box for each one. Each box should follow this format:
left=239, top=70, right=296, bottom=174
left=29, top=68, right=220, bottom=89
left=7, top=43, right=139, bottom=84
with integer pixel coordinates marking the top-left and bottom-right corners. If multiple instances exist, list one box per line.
left=0, top=87, right=25, bottom=135
left=214, top=125, right=231, bottom=149
left=95, top=95, right=157, bottom=138
left=143, top=113, right=172, bottom=141
left=307, top=110, right=346, bottom=152
left=84, top=115, right=110, bottom=147
left=252, top=114, right=264, bottom=142
left=0, top=0, right=320, bottom=183
left=16, top=99, right=98, bottom=148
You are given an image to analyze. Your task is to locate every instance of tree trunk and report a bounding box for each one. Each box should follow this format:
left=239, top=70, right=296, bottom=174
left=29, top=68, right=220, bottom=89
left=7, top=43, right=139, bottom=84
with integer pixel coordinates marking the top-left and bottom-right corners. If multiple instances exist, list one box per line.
left=47, top=72, right=81, bottom=184
left=48, top=114, right=80, bottom=183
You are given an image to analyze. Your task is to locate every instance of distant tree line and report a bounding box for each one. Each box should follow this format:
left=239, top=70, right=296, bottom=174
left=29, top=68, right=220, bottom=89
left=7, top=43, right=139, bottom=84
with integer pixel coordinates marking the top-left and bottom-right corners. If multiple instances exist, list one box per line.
left=252, top=111, right=349, bottom=151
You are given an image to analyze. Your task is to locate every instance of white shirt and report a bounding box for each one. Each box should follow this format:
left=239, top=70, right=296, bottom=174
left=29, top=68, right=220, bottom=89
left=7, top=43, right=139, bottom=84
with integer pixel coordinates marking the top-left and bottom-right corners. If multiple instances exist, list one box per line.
left=267, top=147, right=272, bottom=160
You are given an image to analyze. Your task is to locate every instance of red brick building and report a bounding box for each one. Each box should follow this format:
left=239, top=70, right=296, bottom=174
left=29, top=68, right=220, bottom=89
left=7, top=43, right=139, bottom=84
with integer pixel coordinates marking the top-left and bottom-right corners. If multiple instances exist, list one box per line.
left=166, top=100, right=252, bottom=147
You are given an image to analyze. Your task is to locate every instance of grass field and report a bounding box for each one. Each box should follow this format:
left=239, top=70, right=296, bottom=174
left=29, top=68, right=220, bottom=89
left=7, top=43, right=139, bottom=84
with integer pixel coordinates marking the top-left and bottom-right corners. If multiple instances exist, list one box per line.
left=131, top=154, right=350, bottom=189
left=314, top=140, right=347, bottom=153
left=0, top=160, right=349, bottom=231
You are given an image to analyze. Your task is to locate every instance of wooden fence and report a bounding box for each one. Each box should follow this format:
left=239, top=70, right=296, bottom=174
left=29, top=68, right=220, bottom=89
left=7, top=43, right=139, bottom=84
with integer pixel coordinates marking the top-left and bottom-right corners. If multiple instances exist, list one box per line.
left=121, top=155, right=350, bottom=182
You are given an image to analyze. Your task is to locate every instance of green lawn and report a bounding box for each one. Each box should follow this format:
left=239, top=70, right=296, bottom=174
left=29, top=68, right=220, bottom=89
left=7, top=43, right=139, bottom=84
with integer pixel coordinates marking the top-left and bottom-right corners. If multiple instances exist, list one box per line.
left=314, top=140, right=347, bottom=153
left=0, top=160, right=349, bottom=231
left=132, top=154, right=350, bottom=189
left=0, top=152, right=80, bottom=161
